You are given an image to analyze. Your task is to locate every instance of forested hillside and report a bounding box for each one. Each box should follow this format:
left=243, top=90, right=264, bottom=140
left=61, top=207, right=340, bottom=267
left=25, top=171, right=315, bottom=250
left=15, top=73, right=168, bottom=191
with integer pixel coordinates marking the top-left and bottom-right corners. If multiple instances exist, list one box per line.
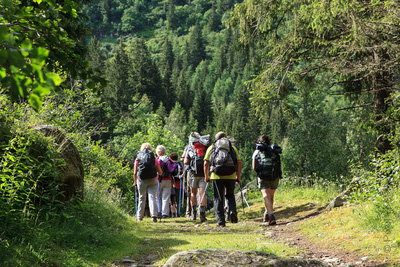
left=80, top=0, right=375, bottom=182
left=1, top=0, right=400, bottom=266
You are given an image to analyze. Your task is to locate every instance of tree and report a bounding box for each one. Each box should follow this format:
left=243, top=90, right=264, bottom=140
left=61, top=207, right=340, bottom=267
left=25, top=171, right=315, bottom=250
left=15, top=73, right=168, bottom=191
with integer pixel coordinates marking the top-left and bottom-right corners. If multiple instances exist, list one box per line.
left=104, top=40, right=133, bottom=113
left=128, top=38, right=163, bottom=109
left=187, top=24, right=207, bottom=68
left=229, top=0, right=400, bottom=155
left=0, top=0, right=104, bottom=110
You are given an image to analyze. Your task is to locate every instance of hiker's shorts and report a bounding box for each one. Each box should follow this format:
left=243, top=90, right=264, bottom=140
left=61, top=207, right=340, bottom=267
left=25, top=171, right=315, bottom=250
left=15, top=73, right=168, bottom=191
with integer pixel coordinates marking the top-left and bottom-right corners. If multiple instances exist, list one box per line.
left=189, top=174, right=206, bottom=188
left=258, top=177, right=280, bottom=190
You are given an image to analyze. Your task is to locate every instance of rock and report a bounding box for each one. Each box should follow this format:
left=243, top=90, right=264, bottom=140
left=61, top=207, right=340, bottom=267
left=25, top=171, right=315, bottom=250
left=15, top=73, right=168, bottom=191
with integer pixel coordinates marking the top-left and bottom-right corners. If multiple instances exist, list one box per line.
left=163, top=249, right=329, bottom=267
left=33, top=125, right=84, bottom=202
left=326, top=177, right=361, bottom=211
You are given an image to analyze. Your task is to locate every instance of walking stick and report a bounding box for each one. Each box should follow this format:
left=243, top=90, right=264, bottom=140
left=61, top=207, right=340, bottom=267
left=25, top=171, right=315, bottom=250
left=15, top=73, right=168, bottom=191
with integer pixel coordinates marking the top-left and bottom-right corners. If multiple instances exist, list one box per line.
left=199, top=182, right=209, bottom=209
left=178, top=178, right=182, bottom=216
left=158, top=181, right=162, bottom=219
left=238, top=183, right=251, bottom=211
left=135, top=185, right=138, bottom=220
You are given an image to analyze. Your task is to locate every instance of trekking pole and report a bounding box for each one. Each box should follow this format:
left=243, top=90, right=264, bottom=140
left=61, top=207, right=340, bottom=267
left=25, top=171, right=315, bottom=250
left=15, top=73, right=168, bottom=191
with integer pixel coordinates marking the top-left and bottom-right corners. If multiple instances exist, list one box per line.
left=158, top=181, right=162, bottom=219
left=135, top=185, right=138, bottom=220
left=238, top=183, right=251, bottom=211
left=199, top=182, right=209, bottom=209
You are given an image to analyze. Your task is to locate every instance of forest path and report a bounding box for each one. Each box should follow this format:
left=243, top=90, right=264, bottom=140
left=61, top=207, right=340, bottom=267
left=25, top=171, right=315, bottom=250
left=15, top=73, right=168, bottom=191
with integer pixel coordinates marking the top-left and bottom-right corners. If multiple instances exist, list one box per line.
left=256, top=201, right=386, bottom=267
left=120, top=200, right=387, bottom=267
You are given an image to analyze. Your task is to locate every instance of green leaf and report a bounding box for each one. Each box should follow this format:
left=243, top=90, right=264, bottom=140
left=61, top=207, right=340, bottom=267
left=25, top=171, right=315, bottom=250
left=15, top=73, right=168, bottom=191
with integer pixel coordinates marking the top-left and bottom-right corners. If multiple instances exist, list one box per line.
left=0, top=26, right=9, bottom=42
left=46, top=72, right=63, bottom=86
left=20, top=39, right=32, bottom=57
left=28, top=93, right=42, bottom=111
left=0, top=68, right=6, bottom=79
left=33, top=0, right=42, bottom=4
left=33, top=84, right=51, bottom=96
left=0, top=50, right=8, bottom=65
left=8, top=50, right=25, bottom=68
left=86, top=81, right=95, bottom=89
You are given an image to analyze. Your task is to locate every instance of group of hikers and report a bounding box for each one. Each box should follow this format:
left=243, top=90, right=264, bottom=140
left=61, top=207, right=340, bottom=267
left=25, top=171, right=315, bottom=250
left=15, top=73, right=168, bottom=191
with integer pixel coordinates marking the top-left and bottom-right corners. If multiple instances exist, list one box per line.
left=133, top=131, right=282, bottom=227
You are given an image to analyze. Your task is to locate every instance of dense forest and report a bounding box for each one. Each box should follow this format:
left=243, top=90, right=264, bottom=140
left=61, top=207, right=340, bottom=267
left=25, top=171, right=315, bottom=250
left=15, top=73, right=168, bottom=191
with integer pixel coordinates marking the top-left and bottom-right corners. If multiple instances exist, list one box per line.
left=1, top=0, right=400, bottom=265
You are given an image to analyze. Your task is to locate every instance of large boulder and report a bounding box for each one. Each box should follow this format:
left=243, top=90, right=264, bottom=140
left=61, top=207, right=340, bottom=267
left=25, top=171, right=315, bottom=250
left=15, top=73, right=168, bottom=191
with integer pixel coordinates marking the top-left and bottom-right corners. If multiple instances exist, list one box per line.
left=33, top=125, right=84, bottom=202
left=163, top=249, right=328, bottom=267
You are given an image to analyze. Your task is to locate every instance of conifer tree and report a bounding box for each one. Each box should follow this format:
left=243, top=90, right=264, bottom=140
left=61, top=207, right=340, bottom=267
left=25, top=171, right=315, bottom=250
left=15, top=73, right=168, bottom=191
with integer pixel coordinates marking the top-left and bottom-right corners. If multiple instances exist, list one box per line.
left=87, top=37, right=105, bottom=70
left=128, top=38, right=163, bottom=109
left=187, top=24, right=206, bottom=68
left=104, top=39, right=134, bottom=113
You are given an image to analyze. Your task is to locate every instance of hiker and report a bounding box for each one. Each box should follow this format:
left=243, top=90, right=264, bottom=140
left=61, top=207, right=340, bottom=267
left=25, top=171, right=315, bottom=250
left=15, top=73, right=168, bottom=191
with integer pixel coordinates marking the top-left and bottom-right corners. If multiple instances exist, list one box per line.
left=252, top=135, right=282, bottom=225
left=134, top=143, right=163, bottom=222
left=204, top=131, right=242, bottom=227
left=181, top=147, right=192, bottom=218
left=170, top=152, right=184, bottom=217
left=184, top=132, right=210, bottom=222
left=156, top=145, right=178, bottom=219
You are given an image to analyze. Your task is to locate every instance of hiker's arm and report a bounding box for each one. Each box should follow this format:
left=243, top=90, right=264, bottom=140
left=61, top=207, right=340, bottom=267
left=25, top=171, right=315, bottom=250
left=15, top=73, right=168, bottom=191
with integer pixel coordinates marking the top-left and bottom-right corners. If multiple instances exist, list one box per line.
left=252, top=158, right=256, bottom=172
left=236, top=160, right=242, bottom=184
left=133, top=162, right=138, bottom=186
left=184, top=155, right=190, bottom=165
left=156, top=164, right=163, bottom=176
left=204, top=160, right=210, bottom=183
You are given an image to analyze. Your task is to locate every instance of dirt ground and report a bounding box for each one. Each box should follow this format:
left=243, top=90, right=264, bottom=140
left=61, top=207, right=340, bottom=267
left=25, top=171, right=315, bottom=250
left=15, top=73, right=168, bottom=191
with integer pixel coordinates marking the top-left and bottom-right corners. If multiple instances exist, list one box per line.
left=257, top=203, right=389, bottom=267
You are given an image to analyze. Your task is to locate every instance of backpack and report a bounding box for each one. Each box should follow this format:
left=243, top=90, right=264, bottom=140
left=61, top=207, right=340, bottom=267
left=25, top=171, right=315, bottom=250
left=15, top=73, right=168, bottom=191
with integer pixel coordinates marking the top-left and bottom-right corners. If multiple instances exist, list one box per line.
left=254, top=143, right=282, bottom=180
left=209, top=138, right=238, bottom=176
left=136, top=149, right=157, bottom=180
left=158, top=155, right=176, bottom=179
left=171, top=161, right=183, bottom=180
left=188, top=142, right=207, bottom=176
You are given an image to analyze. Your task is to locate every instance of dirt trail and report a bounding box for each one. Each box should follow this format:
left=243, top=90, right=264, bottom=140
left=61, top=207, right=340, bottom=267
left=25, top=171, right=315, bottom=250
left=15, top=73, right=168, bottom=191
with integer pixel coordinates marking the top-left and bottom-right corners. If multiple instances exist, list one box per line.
left=253, top=202, right=388, bottom=267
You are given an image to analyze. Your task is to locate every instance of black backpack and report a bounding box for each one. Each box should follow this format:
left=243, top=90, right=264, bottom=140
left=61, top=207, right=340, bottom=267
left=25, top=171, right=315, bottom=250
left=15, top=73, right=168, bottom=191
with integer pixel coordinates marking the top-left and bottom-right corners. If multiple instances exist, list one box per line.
left=209, top=138, right=238, bottom=176
left=187, top=142, right=207, bottom=176
left=254, top=143, right=282, bottom=180
left=136, top=150, right=157, bottom=180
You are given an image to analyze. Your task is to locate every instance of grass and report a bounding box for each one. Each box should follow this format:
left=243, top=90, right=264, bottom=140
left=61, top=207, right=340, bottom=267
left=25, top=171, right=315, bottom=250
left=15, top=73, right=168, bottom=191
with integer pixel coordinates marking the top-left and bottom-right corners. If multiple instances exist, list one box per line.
left=296, top=195, right=400, bottom=265
left=2, top=179, right=400, bottom=266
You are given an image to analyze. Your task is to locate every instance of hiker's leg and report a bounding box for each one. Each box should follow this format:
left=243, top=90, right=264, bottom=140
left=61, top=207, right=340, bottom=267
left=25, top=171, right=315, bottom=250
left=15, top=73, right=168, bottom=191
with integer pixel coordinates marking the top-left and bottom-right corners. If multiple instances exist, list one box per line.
left=137, top=178, right=147, bottom=219
left=213, top=179, right=225, bottom=225
left=191, top=187, right=198, bottom=205
left=262, top=188, right=276, bottom=213
left=224, top=179, right=237, bottom=215
left=198, top=178, right=207, bottom=206
left=161, top=180, right=172, bottom=216
left=147, top=179, right=159, bottom=218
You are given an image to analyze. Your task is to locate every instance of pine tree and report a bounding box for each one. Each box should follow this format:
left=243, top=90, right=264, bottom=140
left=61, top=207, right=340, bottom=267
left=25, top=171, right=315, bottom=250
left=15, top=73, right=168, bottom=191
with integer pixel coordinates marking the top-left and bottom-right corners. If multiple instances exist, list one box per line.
left=128, top=38, right=164, bottom=109
left=87, top=37, right=105, bottom=70
left=187, top=24, right=206, bottom=68
left=104, top=39, right=134, bottom=113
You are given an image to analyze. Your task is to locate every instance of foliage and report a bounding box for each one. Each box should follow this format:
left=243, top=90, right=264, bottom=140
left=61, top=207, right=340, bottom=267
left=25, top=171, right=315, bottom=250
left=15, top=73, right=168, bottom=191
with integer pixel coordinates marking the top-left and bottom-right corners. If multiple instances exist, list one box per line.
left=0, top=123, right=65, bottom=240
left=0, top=0, right=105, bottom=110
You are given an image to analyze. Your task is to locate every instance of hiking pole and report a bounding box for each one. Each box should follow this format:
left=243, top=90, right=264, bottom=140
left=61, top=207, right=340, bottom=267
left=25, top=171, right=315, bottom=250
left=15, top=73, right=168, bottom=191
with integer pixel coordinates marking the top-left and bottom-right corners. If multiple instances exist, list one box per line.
left=199, top=182, right=209, bottom=209
left=135, top=185, right=138, bottom=220
left=238, top=183, right=251, bottom=211
left=158, top=181, right=162, bottom=219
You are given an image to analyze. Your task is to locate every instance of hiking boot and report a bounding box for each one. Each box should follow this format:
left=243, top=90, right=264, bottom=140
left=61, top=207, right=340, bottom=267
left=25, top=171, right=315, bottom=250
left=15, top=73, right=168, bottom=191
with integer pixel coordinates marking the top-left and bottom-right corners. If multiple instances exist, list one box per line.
left=190, top=212, right=197, bottom=220
left=229, top=212, right=238, bottom=223
left=268, top=214, right=276, bottom=225
left=200, top=212, right=207, bottom=223
left=263, top=212, right=268, bottom=223
left=152, top=217, right=157, bottom=223
left=162, top=215, right=169, bottom=219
